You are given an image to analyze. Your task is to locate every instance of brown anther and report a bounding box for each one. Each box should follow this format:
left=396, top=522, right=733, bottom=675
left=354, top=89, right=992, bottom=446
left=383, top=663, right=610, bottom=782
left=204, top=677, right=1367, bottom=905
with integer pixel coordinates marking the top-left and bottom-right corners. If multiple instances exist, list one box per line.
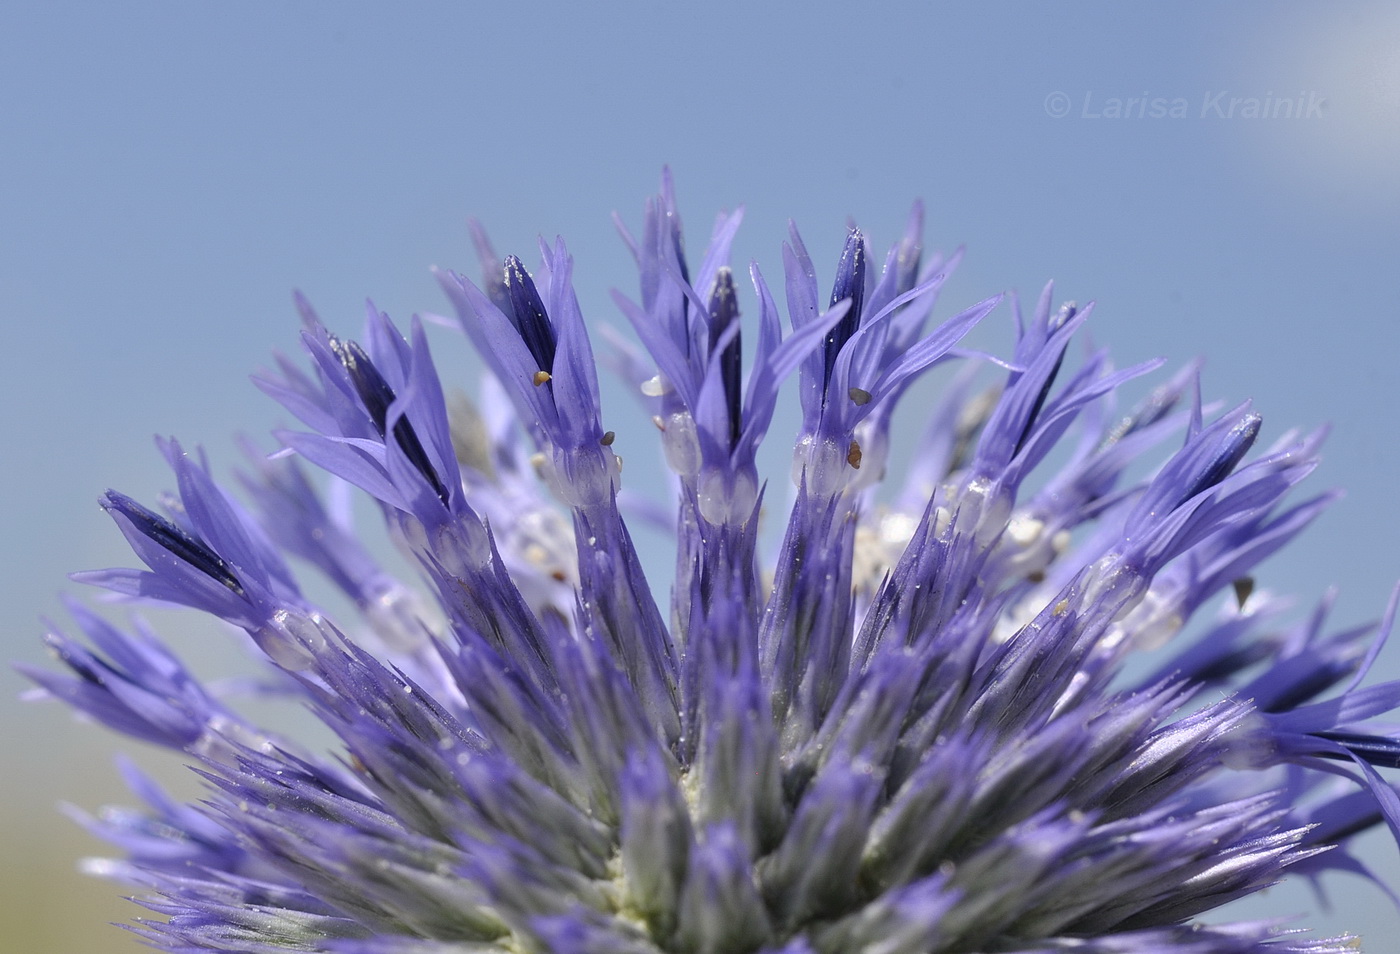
left=848, top=387, right=872, bottom=406
left=1232, top=576, right=1255, bottom=610
left=652, top=415, right=666, bottom=431
left=1053, top=599, right=1070, bottom=617
left=532, top=370, right=552, bottom=386
left=847, top=440, right=863, bottom=469
left=599, top=430, right=616, bottom=446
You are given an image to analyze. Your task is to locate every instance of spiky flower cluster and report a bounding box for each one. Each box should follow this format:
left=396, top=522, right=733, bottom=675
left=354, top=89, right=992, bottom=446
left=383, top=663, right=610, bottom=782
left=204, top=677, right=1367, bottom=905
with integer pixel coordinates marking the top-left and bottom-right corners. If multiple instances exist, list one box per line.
left=25, top=175, right=1400, bottom=953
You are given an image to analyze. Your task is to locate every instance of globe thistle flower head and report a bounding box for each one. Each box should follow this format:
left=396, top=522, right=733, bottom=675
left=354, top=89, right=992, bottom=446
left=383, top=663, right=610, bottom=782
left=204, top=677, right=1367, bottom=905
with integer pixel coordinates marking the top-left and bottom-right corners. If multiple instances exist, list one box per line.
left=22, top=174, right=1400, bottom=954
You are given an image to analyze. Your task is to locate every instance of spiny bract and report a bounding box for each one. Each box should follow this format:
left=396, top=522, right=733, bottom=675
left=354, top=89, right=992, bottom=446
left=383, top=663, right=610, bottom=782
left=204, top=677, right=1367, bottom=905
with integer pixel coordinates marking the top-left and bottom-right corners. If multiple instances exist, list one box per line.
left=24, top=173, right=1400, bottom=954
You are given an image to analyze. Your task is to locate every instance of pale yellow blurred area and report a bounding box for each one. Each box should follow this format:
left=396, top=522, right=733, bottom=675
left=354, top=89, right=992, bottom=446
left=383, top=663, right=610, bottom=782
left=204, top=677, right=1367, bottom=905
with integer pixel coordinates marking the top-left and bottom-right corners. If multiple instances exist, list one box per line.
left=2, top=682, right=196, bottom=953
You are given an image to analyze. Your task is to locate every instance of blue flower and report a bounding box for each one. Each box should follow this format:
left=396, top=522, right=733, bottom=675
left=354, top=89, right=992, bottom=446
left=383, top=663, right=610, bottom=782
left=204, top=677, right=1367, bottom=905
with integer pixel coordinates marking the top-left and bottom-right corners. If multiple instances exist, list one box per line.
left=23, top=174, right=1400, bottom=953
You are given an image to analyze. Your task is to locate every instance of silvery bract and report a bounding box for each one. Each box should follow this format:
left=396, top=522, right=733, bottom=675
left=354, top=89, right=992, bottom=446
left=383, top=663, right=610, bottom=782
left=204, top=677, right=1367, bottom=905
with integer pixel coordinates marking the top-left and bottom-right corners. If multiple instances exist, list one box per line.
left=24, top=174, right=1400, bottom=953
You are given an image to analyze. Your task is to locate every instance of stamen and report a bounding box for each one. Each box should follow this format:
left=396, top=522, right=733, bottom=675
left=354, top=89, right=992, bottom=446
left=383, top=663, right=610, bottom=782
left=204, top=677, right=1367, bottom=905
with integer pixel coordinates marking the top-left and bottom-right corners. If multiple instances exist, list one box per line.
left=707, top=267, right=743, bottom=447
left=330, top=335, right=451, bottom=508
left=821, top=229, right=867, bottom=395
left=503, top=255, right=558, bottom=375
left=101, top=491, right=245, bottom=596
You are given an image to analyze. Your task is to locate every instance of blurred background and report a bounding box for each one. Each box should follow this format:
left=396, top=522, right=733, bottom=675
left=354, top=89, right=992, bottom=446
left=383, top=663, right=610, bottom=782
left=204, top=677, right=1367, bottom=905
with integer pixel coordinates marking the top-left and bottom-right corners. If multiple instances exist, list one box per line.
left=4, top=1, right=1400, bottom=947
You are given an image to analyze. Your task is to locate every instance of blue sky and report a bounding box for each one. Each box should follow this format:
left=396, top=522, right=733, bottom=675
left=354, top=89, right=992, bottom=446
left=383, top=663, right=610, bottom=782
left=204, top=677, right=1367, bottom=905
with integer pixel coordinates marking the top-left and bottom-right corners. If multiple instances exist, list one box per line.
left=4, top=2, right=1399, bottom=947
